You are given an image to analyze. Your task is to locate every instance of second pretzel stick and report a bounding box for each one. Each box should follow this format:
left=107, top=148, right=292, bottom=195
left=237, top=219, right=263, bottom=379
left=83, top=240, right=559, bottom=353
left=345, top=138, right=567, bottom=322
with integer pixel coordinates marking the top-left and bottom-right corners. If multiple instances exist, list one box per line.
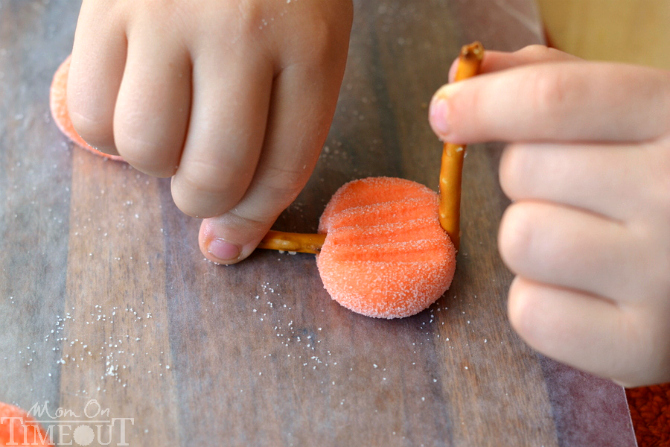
left=258, top=230, right=326, bottom=254
left=438, top=42, right=484, bottom=251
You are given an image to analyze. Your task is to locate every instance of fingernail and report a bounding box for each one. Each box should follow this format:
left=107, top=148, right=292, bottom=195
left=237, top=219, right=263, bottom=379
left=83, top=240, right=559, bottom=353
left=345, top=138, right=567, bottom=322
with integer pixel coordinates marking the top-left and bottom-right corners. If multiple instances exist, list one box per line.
left=207, top=238, right=241, bottom=261
left=429, top=96, right=451, bottom=137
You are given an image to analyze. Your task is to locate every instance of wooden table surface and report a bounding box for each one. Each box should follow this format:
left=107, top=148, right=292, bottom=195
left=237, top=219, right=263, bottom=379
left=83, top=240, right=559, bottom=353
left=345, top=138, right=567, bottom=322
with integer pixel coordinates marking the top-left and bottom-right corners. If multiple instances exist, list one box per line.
left=0, top=1, right=637, bottom=446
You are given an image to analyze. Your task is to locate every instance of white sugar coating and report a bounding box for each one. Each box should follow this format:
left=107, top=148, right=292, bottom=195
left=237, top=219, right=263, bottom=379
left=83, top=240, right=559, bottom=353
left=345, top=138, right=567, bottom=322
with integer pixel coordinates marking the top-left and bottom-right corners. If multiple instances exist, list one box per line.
left=320, top=197, right=437, bottom=233
left=319, top=177, right=435, bottom=220
left=317, top=177, right=456, bottom=319
left=316, top=258, right=454, bottom=319
left=326, top=217, right=438, bottom=246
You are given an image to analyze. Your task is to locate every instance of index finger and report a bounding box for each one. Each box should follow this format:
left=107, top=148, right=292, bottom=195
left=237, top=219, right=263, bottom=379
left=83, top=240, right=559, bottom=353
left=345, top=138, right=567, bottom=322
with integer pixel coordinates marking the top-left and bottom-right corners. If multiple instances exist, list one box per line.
left=432, top=61, right=670, bottom=144
left=448, top=45, right=580, bottom=83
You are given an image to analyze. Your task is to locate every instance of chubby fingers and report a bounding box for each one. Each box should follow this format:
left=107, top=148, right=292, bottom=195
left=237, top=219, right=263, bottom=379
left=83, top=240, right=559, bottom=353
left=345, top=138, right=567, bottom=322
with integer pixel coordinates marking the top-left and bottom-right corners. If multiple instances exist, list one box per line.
left=448, top=45, right=580, bottom=83
left=499, top=142, right=650, bottom=222
left=67, top=3, right=127, bottom=155
left=200, top=42, right=349, bottom=264
left=498, top=201, right=638, bottom=303
left=432, top=59, right=670, bottom=144
left=507, top=277, right=665, bottom=386
left=170, top=49, right=273, bottom=219
left=113, top=18, right=192, bottom=177
left=499, top=167, right=670, bottom=385
left=69, top=5, right=193, bottom=170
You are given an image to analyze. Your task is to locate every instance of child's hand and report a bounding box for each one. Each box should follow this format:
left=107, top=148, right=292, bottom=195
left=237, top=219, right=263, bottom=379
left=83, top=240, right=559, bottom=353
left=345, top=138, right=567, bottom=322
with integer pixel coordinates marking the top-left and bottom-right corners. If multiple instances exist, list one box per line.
left=67, top=0, right=353, bottom=263
left=429, top=45, right=670, bottom=387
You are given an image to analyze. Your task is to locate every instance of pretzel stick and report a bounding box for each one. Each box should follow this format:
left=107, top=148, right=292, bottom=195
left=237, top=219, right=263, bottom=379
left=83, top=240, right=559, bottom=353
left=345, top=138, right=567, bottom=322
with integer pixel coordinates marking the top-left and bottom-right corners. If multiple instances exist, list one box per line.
left=439, top=42, right=484, bottom=251
left=258, top=230, right=326, bottom=254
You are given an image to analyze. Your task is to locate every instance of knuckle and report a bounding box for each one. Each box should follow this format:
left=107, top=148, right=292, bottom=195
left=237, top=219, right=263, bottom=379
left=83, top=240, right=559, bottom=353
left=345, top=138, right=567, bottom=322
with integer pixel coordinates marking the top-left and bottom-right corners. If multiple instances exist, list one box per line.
left=171, top=183, right=209, bottom=218
left=309, top=30, right=333, bottom=63
left=499, top=144, right=530, bottom=199
left=498, top=204, right=534, bottom=272
left=228, top=167, right=307, bottom=223
left=184, top=158, right=241, bottom=194
left=303, top=16, right=338, bottom=60
left=66, top=68, right=110, bottom=147
left=114, top=132, right=176, bottom=177
left=233, top=0, right=265, bottom=40
left=507, top=279, right=541, bottom=345
left=135, top=1, right=191, bottom=34
left=258, top=166, right=308, bottom=198
left=527, top=68, right=573, bottom=119
left=517, top=44, right=563, bottom=61
left=172, top=164, right=245, bottom=218
left=222, top=166, right=310, bottom=224
left=292, top=6, right=352, bottom=65
left=228, top=208, right=271, bottom=231
left=68, top=109, right=113, bottom=149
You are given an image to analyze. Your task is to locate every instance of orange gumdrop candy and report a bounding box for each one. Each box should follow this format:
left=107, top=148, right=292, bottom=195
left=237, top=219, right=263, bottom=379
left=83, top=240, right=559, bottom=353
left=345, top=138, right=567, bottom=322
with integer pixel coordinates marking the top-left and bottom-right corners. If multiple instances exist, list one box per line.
left=49, top=56, right=124, bottom=161
left=317, top=177, right=456, bottom=319
left=0, top=402, right=53, bottom=446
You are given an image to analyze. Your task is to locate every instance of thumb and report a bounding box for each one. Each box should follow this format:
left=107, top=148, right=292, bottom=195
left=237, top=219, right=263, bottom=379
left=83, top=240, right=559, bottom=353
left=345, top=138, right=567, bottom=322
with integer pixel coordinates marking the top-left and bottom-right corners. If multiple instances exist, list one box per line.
left=199, top=211, right=277, bottom=265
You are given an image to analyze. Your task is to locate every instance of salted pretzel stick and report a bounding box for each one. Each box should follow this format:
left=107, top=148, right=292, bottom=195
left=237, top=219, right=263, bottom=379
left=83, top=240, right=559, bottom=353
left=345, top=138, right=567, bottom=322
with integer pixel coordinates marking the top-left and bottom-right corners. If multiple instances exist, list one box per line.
left=439, top=42, right=484, bottom=251
left=258, top=230, right=326, bottom=254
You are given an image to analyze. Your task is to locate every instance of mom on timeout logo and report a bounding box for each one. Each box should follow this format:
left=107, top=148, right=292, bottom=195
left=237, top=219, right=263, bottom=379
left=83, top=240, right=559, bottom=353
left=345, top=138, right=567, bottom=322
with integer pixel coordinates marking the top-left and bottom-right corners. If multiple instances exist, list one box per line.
left=0, top=399, right=134, bottom=446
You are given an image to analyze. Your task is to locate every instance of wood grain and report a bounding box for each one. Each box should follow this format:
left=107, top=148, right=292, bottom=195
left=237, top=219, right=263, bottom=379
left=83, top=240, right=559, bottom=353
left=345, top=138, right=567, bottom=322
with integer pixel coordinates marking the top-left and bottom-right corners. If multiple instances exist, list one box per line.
left=0, top=0, right=636, bottom=446
left=61, top=151, right=179, bottom=444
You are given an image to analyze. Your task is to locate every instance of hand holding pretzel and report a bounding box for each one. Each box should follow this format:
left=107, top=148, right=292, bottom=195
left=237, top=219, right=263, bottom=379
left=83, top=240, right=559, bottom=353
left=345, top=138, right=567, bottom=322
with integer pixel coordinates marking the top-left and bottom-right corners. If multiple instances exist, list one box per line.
left=430, top=45, right=670, bottom=387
